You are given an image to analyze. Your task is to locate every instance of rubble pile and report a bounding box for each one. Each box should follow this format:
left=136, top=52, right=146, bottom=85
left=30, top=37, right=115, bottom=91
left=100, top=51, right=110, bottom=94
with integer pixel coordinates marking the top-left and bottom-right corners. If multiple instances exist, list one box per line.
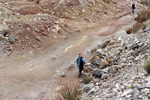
left=81, top=21, right=150, bottom=100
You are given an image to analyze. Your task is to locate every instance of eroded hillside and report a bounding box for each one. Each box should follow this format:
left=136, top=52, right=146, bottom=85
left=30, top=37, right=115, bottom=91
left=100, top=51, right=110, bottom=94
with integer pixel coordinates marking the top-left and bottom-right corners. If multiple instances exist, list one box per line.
left=0, top=0, right=119, bottom=57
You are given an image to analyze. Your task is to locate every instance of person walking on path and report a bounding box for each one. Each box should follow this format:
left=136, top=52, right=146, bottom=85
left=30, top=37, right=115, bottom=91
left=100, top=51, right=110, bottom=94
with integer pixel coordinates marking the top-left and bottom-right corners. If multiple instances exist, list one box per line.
left=76, top=53, right=85, bottom=78
left=132, top=3, right=136, bottom=14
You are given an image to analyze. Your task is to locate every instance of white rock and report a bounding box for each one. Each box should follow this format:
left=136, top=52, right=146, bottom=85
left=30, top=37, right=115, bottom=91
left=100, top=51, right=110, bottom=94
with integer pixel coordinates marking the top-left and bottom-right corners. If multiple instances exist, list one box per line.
left=122, top=89, right=134, bottom=97
left=52, top=55, right=57, bottom=59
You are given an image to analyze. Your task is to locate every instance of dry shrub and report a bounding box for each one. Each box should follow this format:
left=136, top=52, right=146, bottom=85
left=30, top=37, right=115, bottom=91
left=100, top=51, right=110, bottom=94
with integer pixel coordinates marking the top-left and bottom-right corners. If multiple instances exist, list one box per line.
left=18, top=6, right=44, bottom=15
left=111, top=1, right=117, bottom=4
left=126, top=9, right=150, bottom=34
left=126, top=22, right=141, bottom=34
left=132, top=22, right=141, bottom=33
left=135, top=9, right=150, bottom=23
left=103, top=0, right=112, bottom=3
left=27, top=0, right=41, bottom=4
left=143, top=60, right=150, bottom=73
left=142, top=24, right=147, bottom=30
left=140, top=0, right=150, bottom=7
left=56, top=83, right=81, bottom=100
left=126, top=27, right=133, bottom=34
left=101, top=40, right=110, bottom=48
left=35, top=0, right=41, bottom=4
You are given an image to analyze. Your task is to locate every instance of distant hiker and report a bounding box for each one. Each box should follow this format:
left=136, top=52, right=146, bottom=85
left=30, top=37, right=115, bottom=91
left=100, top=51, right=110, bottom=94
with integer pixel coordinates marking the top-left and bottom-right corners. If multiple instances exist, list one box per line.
left=76, top=53, right=85, bottom=78
left=132, top=3, right=136, bottom=14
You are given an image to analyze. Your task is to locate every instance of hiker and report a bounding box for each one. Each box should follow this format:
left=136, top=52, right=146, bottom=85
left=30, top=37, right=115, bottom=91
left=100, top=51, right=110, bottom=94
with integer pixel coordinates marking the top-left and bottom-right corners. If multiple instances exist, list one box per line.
left=132, top=3, right=136, bottom=14
left=76, top=53, right=85, bottom=78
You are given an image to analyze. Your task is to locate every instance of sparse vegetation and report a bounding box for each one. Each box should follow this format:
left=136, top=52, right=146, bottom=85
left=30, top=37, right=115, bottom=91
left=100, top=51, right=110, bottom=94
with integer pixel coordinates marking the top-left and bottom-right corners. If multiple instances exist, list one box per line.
left=140, top=0, right=150, bottom=7
left=126, top=22, right=147, bottom=34
left=103, top=0, right=112, bottom=3
left=101, top=40, right=110, bottom=48
left=143, top=60, right=150, bottom=73
left=35, top=0, right=41, bottom=4
left=126, top=27, right=133, bottom=34
left=135, top=9, right=150, bottom=23
left=103, top=0, right=117, bottom=4
left=131, top=85, right=135, bottom=89
left=126, top=9, right=150, bottom=34
left=111, top=1, right=117, bottom=5
left=57, top=83, right=81, bottom=100
left=142, top=24, right=147, bottom=30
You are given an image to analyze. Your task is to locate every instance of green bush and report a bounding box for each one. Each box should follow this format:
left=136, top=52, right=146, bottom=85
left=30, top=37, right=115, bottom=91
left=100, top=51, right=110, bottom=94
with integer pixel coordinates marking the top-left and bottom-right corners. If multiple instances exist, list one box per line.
left=144, top=60, right=150, bottom=73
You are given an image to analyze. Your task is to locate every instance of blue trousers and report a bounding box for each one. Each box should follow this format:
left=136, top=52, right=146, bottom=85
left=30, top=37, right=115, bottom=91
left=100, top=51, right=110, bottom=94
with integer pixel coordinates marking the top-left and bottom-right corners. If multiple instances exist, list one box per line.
left=132, top=8, right=135, bottom=14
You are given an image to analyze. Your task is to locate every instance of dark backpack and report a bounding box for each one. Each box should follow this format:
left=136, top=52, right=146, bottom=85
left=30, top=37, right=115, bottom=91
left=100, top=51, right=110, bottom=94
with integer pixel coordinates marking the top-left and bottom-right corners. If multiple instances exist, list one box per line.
left=132, top=4, right=135, bottom=9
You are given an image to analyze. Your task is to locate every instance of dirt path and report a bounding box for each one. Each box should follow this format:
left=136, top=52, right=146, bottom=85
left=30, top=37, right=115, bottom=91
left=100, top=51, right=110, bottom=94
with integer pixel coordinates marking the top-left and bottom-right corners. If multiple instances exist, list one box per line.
left=0, top=1, right=147, bottom=100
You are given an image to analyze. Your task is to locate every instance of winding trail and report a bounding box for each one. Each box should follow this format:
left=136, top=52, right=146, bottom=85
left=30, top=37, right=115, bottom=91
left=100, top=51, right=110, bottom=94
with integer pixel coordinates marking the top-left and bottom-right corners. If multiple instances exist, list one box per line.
left=0, top=1, right=147, bottom=100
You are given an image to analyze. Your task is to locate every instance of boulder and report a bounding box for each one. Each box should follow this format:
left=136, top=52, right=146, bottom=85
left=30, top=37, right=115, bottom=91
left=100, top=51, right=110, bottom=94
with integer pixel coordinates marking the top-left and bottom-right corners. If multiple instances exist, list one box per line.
left=102, top=67, right=109, bottom=73
left=132, top=44, right=139, bottom=50
left=9, top=36, right=15, bottom=43
left=101, top=74, right=109, bottom=80
left=94, top=51, right=102, bottom=57
left=148, top=94, right=150, bottom=99
left=108, top=67, right=117, bottom=74
left=0, top=34, right=4, bottom=39
left=107, top=58, right=115, bottom=63
left=99, top=65, right=107, bottom=69
left=100, top=59, right=108, bottom=66
left=138, top=43, right=144, bottom=47
left=36, top=37, right=41, bottom=41
left=92, top=69, right=103, bottom=78
left=122, top=89, right=134, bottom=97
left=91, top=55, right=101, bottom=66
left=84, top=87, right=91, bottom=93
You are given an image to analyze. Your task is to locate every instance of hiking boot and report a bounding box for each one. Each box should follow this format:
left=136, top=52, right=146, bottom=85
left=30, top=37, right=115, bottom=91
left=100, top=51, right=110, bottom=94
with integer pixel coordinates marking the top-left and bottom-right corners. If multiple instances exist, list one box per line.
left=78, top=73, right=82, bottom=78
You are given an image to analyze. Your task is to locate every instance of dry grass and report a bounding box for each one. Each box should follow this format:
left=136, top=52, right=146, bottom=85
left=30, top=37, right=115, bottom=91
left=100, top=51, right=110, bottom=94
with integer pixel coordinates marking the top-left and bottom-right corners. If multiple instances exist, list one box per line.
left=27, top=0, right=41, bottom=4
left=135, top=9, right=150, bottom=23
left=101, top=40, right=110, bottom=48
left=126, top=22, right=141, bottom=34
left=126, top=27, right=133, bottom=34
left=126, top=9, right=150, bottom=34
left=143, top=60, right=150, bottom=73
left=35, top=0, right=41, bottom=4
left=103, top=0, right=117, bottom=4
left=140, top=0, right=150, bottom=7
left=103, top=0, right=112, bottom=3
left=17, top=6, right=44, bottom=15
left=142, top=23, right=147, bottom=30
left=56, top=83, right=81, bottom=100
left=111, top=1, right=117, bottom=4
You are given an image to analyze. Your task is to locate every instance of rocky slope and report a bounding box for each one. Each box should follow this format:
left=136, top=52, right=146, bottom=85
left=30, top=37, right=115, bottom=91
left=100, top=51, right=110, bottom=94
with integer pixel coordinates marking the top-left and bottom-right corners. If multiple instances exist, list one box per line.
left=81, top=20, right=150, bottom=100
left=0, top=0, right=119, bottom=57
